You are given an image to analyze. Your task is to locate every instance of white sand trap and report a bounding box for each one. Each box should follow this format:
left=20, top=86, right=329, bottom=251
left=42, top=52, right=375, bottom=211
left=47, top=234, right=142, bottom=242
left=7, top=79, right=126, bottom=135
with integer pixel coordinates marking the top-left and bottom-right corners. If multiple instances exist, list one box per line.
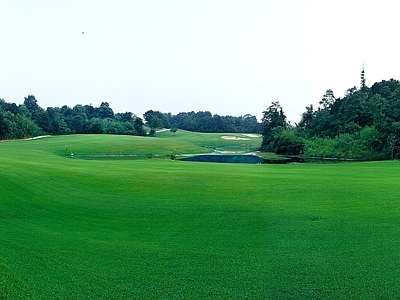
left=243, top=134, right=260, bottom=138
left=156, top=128, right=169, bottom=132
left=25, top=135, right=51, bottom=140
left=221, top=136, right=250, bottom=141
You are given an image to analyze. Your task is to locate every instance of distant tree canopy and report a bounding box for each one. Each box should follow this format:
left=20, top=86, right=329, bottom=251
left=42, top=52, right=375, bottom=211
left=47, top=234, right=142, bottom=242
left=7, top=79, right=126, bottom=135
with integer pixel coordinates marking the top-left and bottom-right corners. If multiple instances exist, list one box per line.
left=143, top=110, right=262, bottom=134
left=0, top=96, right=262, bottom=140
left=262, top=72, right=400, bottom=160
left=0, top=96, right=146, bottom=139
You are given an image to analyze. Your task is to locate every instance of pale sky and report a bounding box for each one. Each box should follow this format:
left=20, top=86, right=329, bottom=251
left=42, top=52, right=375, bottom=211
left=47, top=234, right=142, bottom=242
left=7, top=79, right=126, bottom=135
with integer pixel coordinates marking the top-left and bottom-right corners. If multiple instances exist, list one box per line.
left=1, top=0, right=400, bottom=124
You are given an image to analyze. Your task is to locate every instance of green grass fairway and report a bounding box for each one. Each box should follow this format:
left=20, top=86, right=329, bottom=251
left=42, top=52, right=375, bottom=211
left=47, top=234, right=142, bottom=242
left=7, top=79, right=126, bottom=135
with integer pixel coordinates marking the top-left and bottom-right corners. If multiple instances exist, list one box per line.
left=48, top=134, right=214, bottom=158
left=156, top=129, right=262, bottom=152
left=1, top=135, right=400, bottom=299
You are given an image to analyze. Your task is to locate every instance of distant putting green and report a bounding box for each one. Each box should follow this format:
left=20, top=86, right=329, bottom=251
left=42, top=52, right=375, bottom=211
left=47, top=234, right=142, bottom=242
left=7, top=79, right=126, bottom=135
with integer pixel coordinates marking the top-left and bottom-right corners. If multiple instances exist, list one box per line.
left=1, top=134, right=400, bottom=299
left=156, top=129, right=262, bottom=153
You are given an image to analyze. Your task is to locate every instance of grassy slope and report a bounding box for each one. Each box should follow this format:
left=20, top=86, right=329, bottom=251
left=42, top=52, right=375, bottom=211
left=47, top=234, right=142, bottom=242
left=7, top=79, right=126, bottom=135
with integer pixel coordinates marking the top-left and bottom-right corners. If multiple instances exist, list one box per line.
left=156, top=130, right=262, bottom=152
left=1, top=135, right=400, bottom=299
left=48, top=134, right=213, bottom=157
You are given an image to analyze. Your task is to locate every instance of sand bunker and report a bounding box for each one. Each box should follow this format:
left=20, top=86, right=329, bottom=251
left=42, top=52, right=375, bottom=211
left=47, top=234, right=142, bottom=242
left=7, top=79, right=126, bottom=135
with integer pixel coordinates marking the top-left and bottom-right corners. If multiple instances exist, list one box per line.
left=155, top=128, right=169, bottom=133
left=243, top=134, right=260, bottom=138
left=221, top=136, right=251, bottom=141
left=25, top=135, right=51, bottom=140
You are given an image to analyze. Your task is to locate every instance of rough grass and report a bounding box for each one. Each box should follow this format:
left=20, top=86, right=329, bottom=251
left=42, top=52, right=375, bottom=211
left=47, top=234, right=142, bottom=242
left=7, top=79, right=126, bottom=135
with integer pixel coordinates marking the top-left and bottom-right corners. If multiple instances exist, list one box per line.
left=1, top=135, right=400, bottom=299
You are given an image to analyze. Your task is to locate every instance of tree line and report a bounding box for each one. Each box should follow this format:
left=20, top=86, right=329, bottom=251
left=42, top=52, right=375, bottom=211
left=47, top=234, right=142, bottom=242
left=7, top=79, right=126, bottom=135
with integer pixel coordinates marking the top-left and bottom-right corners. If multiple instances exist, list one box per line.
left=142, top=110, right=262, bottom=135
left=0, top=95, right=262, bottom=140
left=0, top=96, right=147, bottom=139
left=261, top=72, right=400, bottom=160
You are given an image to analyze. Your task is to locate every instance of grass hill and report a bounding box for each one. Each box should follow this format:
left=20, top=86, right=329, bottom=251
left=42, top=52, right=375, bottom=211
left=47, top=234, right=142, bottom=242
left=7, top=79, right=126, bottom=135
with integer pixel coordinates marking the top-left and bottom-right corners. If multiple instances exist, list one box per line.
left=156, top=129, right=262, bottom=151
left=32, top=130, right=262, bottom=159
left=1, top=134, right=400, bottom=299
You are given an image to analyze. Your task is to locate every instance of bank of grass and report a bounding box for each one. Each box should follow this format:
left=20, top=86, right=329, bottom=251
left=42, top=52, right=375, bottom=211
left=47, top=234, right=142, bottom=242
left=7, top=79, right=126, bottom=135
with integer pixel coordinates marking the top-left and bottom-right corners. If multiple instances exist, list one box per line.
left=1, top=135, right=400, bottom=298
left=156, top=129, right=262, bottom=152
left=50, top=134, right=213, bottom=158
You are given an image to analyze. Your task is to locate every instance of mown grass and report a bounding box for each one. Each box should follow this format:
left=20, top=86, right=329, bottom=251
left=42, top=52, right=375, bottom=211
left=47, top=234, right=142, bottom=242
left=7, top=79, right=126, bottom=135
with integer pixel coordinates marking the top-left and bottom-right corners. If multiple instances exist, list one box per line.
left=156, top=129, right=262, bottom=152
left=1, top=135, right=400, bottom=299
left=47, top=134, right=213, bottom=158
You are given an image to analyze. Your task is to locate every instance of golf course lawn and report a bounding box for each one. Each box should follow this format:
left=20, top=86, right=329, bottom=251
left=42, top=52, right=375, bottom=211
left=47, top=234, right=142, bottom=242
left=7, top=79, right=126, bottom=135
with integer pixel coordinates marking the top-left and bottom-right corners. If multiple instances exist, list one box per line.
left=1, top=134, right=400, bottom=299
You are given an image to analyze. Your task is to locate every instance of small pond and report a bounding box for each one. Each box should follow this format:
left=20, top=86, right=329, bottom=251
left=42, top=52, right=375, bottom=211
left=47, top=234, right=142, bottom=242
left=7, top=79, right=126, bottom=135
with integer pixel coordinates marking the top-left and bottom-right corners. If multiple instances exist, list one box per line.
left=180, top=154, right=263, bottom=164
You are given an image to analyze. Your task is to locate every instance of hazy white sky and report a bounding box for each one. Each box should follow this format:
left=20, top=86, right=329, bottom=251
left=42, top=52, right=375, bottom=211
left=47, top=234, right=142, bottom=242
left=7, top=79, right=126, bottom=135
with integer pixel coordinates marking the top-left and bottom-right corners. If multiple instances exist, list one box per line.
left=1, top=0, right=400, bottom=123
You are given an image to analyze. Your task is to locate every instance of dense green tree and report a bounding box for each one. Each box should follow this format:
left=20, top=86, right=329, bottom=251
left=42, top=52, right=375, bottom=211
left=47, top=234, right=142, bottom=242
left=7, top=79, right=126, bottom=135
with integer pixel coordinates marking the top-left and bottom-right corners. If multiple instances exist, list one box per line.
left=84, top=104, right=97, bottom=119
left=340, top=89, right=371, bottom=129
left=262, top=102, right=286, bottom=129
left=133, top=117, right=146, bottom=136
left=388, top=122, right=400, bottom=159
left=105, top=118, right=126, bottom=134
left=23, top=95, right=51, bottom=132
left=195, top=111, right=213, bottom=132
left=4, top=102, right=19, bottom=115
left=70, top=105, right=88, bottom=133
left=242, top=114, right=261, bottom=133
left=359, top=126, right=385, bottom=156
left=0, top=111, right=42, bottom=139
left=0, top=112, right=8, bottom=138
left=117, top=112, right=134, bottom=123
left=297, top=105, right=315, bottom=133
left=18, top=105, right=31, bottom=118
left=23, top=95, right=40, bottom=113
left=148, top=116, right=164, bottom=135
left=87, top=118, right=106, bottom=134
left=33, top=110, right=52, bottom=133
left=15, top=114, right=43, bottom=138
left=97, top=102, right=114, bottom=119
left=0, top=99, right=6, bottom=111
left=309, top=109, right=340, bottom=137
left=267, top=127, right=305, bottom=155
left=61, top=105, right=73, bottom=119
left=170, top=124, right=178, bottom=136
left=46, top=107, right=70, bottom=135
left=319, top=90, right=336, bottom=110
left=261, top=101, right=287, bottom=151
left=143, top=110, right=170, bottom=130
